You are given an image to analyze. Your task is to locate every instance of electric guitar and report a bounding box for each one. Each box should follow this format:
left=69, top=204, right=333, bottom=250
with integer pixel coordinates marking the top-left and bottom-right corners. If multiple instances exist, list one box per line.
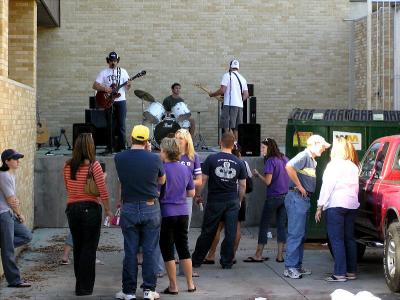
left=193, top=83, right=224, bottom=102
left=96, top=70, right=146, bottom=109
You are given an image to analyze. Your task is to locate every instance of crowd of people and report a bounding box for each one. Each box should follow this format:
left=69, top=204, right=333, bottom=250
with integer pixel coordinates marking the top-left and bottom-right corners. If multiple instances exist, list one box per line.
left=0, top=126, right=362, bottom=299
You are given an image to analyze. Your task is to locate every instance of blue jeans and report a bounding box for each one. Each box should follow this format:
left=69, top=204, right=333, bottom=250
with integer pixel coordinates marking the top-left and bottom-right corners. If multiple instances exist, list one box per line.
left=326, top=207, right=358, bottom=276
left=284, top=191, right=310, bottom=269
left=0, top=211, right=32, bottom=285
left=192, top=198, right=239, bottom=268
left=258, top=195, right=287, bottom=245
left=120, top=202, right=161, bottom=294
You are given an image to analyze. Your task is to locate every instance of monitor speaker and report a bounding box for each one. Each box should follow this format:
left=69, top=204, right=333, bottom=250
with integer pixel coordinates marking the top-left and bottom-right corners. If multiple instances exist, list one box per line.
left=72, top=123, right=107, bottom=147
left=238, top=123, right=260, bottom=156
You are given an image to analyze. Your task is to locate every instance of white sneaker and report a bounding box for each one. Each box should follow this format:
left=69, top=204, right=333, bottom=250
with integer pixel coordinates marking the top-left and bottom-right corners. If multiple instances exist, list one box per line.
left=143, top=290, right=160, bottom=300
left=283, top=268, right=302, bottom=279
left=115, top=290, right=136, bottom=300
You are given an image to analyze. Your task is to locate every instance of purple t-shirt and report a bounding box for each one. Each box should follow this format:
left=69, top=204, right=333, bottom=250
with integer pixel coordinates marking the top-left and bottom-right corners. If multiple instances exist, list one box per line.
left=264, top=156, right=289, bottom=197
left=159, top=161, right=194, bottom=217
left=179, top=153, right=201, bottom=178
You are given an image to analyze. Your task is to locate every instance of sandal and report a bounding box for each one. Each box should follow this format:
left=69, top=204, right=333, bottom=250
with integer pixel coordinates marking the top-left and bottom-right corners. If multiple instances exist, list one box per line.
left=163, top=287, right=178, bottom=295
left=188, top=286, right=197, bottom=293
left=60, top=259, right=70, bottom=265
left=346, top=273, right=357, bottom=280
left=243, top=257, right=264, bottom=263
left=275, top=258, right=284, bottom=263
left=203, top=259, right=215, bottom=264
left=325, top=275, right=347, bottom=282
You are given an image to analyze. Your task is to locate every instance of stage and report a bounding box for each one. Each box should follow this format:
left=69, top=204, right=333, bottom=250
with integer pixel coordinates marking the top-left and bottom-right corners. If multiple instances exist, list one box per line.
left=34, top=146, right=267, bottom=228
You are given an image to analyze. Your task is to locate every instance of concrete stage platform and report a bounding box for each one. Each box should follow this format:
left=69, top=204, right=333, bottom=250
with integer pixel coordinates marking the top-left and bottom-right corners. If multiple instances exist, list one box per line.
left=34, top=146, right=266, bottom=228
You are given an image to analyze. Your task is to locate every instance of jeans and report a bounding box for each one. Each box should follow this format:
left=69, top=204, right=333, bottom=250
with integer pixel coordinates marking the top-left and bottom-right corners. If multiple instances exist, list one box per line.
left=192, top=198, right=239, bottom=268
left=120, top=201, right=161, bottom=294
left=105, top=100, right=127, bottom=152
left=0, top=211, right=32, bottom=286
left=66, top=201, right=102, bottom=295
left=284, top=191, right=310, bottom=269
left=326, top=207, right=358, bottom=276
left=258, top=195, right=287, bottom=245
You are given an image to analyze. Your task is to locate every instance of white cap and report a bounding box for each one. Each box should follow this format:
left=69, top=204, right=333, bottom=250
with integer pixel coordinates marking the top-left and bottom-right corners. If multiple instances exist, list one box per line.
left=230, top=59, right=239, bottom=69
left=307, top=135, right=331, bottom=148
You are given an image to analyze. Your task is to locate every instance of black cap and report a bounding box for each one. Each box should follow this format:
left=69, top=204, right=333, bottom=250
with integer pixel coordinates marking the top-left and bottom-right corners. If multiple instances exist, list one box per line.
left=1, top=149, right=24, bottom=163
left=107, top=51, right=119, bottom=61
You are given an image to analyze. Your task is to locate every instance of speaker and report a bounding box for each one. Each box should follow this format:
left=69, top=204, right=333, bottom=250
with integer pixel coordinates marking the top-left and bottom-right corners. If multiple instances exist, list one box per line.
left=85, top=109, right=107, bottom=128
left=238, top=123, right=260, bottom=156
left=73, top=123, right=107, bottom=147
left=89, top=96, right=98, bottom=109
left=243, top=84, right=256, bottom=124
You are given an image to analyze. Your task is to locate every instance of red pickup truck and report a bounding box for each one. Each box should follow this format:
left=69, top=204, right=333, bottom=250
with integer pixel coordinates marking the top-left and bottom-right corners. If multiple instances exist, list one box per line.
left=356, top=135, right=400, bottom=292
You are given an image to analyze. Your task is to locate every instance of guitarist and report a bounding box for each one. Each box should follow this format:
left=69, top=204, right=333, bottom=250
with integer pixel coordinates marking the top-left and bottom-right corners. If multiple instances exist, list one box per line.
left=208, top=59, right=249, bottom=141
left=92, top=51, right=131, bottom=153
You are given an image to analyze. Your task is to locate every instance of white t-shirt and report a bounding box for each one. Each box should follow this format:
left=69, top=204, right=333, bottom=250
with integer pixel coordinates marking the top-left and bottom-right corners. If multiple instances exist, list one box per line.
left=95, top=67, right=130, bottom=101
left=221, top=71, right=248, bottom=108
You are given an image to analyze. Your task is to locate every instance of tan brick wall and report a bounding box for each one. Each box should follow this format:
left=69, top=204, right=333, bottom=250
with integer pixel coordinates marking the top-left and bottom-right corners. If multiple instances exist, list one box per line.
left=0, top=0, right=36, bottom=279
left=354, top=8, right=394, bottom=110
left=37, top=0, right=351, bottom=145
left=9, top=0, right=37, bottom=88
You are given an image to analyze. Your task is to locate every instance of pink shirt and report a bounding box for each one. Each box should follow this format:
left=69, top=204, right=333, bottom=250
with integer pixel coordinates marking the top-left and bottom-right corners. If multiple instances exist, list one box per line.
left=318, top=158, right=359, bottom=210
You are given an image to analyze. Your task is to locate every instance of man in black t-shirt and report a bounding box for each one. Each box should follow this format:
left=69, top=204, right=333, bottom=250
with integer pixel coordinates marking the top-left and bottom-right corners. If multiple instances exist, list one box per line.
left=162, top=83, right=195, bottom=136
left=191, top=132, right=246, bottom=269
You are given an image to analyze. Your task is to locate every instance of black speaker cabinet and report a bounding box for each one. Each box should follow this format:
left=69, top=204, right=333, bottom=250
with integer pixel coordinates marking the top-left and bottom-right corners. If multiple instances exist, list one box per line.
left=238, top=123, right=260, bottom=156
left=73, top=123, right=107, bottom=148
left=243, top=84, right=256, bottom=124
left=89, top=96, right=97, bottom=109
left=85, top=109, right=107, bottom=128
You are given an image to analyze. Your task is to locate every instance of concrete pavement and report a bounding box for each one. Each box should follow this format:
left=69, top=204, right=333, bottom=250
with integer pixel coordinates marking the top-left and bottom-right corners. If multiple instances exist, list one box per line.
left=0, top=227, right=397, bottom=300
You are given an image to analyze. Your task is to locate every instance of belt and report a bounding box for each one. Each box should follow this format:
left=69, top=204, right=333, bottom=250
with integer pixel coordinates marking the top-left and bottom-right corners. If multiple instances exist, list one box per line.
left=289, top=188, right=313, bottom=198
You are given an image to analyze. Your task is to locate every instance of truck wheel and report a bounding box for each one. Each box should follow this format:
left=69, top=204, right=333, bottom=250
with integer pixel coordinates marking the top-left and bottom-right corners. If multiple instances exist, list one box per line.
left=384, top=222, right=400, bottom=292
left=327, top=238, right=366, bottom=262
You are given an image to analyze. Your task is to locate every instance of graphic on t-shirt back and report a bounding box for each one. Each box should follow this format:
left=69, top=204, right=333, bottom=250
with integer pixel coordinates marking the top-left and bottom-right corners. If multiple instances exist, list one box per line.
left=215, top=161, right=237, bottom=180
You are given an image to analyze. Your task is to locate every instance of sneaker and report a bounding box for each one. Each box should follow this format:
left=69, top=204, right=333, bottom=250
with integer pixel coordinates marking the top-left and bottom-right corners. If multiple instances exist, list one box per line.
left=283, top=268, right=302, bottom=279
left=298, top=266, right=312, bottom=275
left=143, top=290, right=160, bottom=300
left=115, top=290, right=136, bottom=300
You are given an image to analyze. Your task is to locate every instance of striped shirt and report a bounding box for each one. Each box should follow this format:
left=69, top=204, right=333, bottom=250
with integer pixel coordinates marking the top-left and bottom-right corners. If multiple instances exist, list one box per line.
left=63, top=160, right=108, bottom=204
left=179, top=153, right=201, bottom=178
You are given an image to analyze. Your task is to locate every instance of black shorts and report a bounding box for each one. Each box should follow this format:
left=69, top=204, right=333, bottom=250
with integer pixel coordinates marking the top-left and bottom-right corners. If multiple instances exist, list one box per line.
left=238, top=199, right=246, bottom=222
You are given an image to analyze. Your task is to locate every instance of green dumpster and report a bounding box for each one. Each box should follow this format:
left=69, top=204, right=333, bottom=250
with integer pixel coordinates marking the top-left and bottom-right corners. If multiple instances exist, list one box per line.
left=286, top=108, right=400, bottom=239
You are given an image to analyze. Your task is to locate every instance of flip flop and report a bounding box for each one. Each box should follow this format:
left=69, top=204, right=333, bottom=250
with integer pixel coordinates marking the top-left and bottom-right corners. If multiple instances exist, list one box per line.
left=188, top=286, right=197, bottom=293
left=203, top=259, right=215, bottom=264
left=325, top=275, right=347, bottom=282
left=275, top=258, right=284, bottom=263
left=60, top=259, right=70, bottom=265
left=163, top=287, right=178, bottom=295
left=243, top=257, right=264, bottom=263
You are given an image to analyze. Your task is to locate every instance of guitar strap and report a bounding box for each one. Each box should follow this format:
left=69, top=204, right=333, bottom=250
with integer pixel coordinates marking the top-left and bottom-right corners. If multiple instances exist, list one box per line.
left=232, top=71, right=243, bottom=99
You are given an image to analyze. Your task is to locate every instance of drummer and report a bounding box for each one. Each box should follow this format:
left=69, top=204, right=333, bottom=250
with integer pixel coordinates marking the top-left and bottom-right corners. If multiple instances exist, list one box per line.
left=163, top=83, right=195, bottom=136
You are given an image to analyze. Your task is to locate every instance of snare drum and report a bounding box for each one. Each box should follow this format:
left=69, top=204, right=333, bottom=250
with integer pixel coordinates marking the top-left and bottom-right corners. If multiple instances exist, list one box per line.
left=154, top=118, right=181, bottom=146
left=143, top=102, right=165, bottom=124
left=171, top=102, right=191, bottom=122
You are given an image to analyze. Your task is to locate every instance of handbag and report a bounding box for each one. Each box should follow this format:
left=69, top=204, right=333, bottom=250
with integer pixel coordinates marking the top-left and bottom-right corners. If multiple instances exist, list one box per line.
left=110, top=206, right=121, bottom=226
left=84, top=163, right=100, bottom=196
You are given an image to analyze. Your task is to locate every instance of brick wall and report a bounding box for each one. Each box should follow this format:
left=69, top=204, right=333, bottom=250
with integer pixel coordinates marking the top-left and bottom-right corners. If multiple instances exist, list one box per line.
left=354, top=7, right=394, bottom=110
left=0, top=0, right=36, bottom=279
left=37, top=0, right=351, bottom=145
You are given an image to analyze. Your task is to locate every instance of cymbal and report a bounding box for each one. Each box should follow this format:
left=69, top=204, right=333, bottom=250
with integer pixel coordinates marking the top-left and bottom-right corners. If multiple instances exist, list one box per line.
left=134, top=90, right=155, bottom=102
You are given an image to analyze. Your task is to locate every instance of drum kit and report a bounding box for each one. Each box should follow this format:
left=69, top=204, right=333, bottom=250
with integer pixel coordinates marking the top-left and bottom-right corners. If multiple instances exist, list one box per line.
left=134, top=90, right=192, bottom=148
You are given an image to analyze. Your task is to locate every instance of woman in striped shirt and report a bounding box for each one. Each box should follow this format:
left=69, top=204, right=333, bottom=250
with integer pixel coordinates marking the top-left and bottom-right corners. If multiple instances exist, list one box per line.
left=63, top=133, right=112, bottom=296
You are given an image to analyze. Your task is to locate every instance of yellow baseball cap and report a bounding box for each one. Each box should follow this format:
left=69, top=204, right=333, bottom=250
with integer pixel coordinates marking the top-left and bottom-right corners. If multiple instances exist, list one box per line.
left=131, top=125, right=149, bottom=141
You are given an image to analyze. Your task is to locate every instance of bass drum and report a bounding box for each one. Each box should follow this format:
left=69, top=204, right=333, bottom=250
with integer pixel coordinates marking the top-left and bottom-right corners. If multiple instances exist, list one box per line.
left=154, top=118, right=181, bottom=147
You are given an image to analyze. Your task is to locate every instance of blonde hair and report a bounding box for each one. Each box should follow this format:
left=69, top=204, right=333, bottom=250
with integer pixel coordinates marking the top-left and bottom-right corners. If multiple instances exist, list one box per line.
left=330, top=137, right=359, bottom=165
left=175, top=128, right=195, bottom=160
left=160, top=137, right=180, bottom=161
